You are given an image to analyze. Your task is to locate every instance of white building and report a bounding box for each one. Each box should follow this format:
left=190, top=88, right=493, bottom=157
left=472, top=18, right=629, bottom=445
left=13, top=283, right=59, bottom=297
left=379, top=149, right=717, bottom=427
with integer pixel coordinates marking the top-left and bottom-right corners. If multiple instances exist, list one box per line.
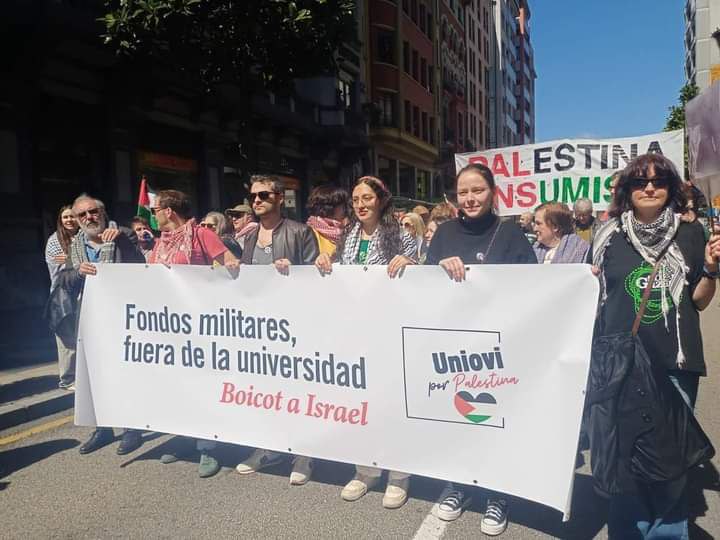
left=685, top=0, right=720, bottom=90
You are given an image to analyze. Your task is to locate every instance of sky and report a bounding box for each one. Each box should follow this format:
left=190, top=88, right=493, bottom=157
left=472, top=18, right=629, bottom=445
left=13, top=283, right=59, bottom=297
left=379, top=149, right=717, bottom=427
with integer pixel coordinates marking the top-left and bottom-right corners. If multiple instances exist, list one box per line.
left=531, top=1, right=686, bottom=142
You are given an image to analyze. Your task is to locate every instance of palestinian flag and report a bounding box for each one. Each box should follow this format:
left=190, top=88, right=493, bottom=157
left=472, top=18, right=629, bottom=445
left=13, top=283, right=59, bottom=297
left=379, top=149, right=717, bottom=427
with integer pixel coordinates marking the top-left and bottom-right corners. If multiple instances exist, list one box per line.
left=137, top=176, right=158, bottom=230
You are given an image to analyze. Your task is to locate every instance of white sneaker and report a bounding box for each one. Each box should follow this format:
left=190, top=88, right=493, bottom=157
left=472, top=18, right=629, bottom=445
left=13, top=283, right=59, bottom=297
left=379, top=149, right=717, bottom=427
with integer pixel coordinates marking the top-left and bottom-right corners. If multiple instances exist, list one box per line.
left=434, top=485, right=471, bottom=521
left=235, top=449, right=283, bottom=475
left=341, top=474, right=379, bottom=501
left=481, top=498, right=509, bottom=536
left=289, top=456, right=313, bottom=485
left=382, top=476, right=409, bottom=509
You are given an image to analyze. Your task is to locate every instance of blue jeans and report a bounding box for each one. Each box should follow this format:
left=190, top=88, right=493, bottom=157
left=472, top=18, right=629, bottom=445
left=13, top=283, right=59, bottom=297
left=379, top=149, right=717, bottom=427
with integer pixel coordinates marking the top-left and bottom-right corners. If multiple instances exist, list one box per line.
left=608, top=475, right=688, bottom=539
left=668, top=371, right=700, bottom=411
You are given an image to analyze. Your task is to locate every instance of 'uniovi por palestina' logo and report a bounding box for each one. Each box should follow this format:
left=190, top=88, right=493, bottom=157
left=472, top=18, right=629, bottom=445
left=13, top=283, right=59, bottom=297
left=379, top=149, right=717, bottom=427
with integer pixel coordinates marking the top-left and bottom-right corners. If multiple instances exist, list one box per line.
left=402, top=327, right=519, bottom=428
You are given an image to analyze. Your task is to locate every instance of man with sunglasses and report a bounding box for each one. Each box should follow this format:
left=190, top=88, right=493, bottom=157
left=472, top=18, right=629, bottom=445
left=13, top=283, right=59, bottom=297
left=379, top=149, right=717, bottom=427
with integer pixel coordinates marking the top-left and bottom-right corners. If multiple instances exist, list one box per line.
left=147, top=189, right=239, bottom=478
left=239, top=175, right=319, bottom=272
left=235, top=174, right=319, bottom=483
left=57, top=194, right=147, bottom=456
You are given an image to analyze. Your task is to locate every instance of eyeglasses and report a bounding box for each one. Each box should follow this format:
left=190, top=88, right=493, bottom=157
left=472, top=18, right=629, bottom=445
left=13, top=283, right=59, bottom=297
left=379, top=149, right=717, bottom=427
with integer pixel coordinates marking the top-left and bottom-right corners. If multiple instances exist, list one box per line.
left=352, top=194, right=376, bottom=207
left=76, top=207, right=101, bottom=219
left=200, top=222, right=216, bottom=229
left=251, top=191, right=277, bottom=202
left=630, top=177, right=670, bottom=190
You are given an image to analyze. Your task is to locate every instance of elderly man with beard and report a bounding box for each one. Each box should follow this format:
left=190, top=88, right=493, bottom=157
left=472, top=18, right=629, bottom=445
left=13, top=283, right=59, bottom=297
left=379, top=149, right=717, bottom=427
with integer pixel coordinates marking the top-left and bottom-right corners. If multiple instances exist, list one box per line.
left=58, top=194, right=147, bottom=456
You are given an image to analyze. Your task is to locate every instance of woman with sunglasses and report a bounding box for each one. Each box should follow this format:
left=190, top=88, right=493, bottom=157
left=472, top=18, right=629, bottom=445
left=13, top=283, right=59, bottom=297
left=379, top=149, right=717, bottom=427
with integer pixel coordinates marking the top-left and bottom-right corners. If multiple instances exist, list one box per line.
left=315, top=176, right=417, bottom=509
left=425, top=163, right=536, bottom=536
left=201, top=211, right=243, bottom=259
left=591, top=153, right=719, bottom=538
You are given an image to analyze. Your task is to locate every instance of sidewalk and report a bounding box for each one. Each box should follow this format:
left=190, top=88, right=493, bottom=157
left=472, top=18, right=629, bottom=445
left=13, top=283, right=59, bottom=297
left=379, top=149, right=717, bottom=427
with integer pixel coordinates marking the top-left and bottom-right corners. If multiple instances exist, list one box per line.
left=0, top=362, right=74, bottom=430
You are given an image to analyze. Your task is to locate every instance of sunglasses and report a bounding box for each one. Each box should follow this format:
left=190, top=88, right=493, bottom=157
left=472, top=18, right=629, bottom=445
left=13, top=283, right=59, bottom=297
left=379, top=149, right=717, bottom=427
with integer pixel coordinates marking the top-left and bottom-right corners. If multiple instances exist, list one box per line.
left=630, top=177, right=670, bottom=190
left=251, top=191, right=277, bottom=202
left=76, top=207, right=101, bottom=219
left=199, top=222, right=216, bottom=229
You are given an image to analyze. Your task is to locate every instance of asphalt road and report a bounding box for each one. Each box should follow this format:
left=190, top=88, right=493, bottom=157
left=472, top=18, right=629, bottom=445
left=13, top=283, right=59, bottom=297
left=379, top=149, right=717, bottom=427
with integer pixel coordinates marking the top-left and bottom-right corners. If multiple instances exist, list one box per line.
left=1, top=302, right=719, bottom=539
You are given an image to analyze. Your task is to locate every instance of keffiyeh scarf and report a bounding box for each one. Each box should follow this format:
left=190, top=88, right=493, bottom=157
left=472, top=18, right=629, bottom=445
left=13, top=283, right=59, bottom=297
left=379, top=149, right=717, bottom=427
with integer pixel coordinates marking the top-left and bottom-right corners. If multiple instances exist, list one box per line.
left=306, top=216, right=344, bottom=244
left=339, top=222, right=417, bottom=265
left=70, top=229, right=116, bottom=267
left=148, top=219, right=197, bottom=265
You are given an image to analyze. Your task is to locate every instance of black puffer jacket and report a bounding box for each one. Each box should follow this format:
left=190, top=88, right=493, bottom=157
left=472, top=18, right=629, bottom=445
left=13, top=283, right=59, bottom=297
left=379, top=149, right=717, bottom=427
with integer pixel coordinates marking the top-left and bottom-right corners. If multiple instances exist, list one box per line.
left=241, top=218, right=319, bottom=265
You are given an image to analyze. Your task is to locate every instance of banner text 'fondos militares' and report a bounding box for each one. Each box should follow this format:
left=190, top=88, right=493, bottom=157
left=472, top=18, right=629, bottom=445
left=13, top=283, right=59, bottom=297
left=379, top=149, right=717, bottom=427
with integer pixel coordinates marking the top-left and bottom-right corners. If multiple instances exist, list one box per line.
left=455, top=130, right=684, bottom=216
left=75, top=264, right=598, bottom=517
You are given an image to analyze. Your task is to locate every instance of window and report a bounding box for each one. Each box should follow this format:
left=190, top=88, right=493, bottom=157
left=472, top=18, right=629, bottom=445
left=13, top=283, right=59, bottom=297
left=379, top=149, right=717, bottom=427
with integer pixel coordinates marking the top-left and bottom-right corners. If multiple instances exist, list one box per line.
left=428, top=64, right=434, bottom=93
left=411, top=0, right=418, bottom=23
left=378, top=92, right=396, bottom=127
left=422, top=111, right=428, bottom=141
left=413, top=106, right=420, bottom=137
left=337, top=79, right=352, bottom=109
left=420, top=58, right=427, bottom=87
left=427, top=13, right=433, bottom=39
left=403, top=41, right=410, bottom=73
left=429, top=116, right=436, bottom=145
left=403, top=0, right=409, bottom=13
left=419, top=4, right=426, bottom=33
left=412, top=49, right=419, bottom=80
left=458, top=112, right=463, bottom=140
left=376, top=30, right=396, bottom=64
left=404, top=100, right=411, bottom=131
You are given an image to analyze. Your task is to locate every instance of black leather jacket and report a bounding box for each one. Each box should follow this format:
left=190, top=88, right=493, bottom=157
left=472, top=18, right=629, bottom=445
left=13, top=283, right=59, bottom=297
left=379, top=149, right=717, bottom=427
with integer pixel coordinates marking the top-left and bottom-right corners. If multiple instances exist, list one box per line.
left=241, top=218, right=319, bottom=265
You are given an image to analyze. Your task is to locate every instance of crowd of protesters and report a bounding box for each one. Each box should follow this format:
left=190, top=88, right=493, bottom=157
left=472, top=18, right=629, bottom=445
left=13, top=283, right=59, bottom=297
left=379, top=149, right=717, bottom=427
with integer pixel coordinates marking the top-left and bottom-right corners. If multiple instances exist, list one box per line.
left=44, top=153, right=720, bottom=538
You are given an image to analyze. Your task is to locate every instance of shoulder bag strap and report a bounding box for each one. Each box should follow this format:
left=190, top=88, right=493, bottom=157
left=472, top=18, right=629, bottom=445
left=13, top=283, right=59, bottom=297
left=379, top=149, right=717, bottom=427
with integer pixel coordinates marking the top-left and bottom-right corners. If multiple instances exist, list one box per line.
left=631, top=245, right=671, bottom=336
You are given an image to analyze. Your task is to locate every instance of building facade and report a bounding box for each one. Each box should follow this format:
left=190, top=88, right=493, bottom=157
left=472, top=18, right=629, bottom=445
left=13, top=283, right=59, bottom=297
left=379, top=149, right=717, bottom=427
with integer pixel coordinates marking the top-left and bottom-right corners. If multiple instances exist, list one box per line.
left=464, top=0, right=493, bottom=151
left=486, top=0, right=535, bottom=148
left=365, top=0, right=440, bottom=202
left=685, top=0, right=720, bottom=91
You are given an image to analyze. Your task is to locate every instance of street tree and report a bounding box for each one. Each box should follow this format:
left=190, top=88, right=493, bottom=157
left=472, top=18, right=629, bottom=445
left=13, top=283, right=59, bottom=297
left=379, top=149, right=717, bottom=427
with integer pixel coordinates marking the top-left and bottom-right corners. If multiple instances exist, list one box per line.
left=665, top=83, right=698, bottom=131
left=101, top=0, right=357, bottom=93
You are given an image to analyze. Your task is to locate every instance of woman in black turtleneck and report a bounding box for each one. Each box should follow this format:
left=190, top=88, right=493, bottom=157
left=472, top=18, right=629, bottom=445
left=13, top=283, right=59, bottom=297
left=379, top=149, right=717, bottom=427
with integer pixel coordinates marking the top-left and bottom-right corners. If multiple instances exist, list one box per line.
left=424, top=162, right=535, bottom=534
left=426, top=163, right=536, bottom=273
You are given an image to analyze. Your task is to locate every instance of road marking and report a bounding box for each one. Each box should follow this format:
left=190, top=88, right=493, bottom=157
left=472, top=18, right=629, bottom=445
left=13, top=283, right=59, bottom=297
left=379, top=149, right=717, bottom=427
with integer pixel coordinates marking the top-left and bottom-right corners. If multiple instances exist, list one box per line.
left=0, top=415, right=73, bottom=446
left=412, top=501, right=449, bottom=540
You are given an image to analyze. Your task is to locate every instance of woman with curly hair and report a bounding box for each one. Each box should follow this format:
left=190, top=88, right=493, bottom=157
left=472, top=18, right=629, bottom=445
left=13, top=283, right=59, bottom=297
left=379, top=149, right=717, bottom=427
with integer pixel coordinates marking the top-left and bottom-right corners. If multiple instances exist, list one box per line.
left=315, top=175, right=416, bottom=509
left=590, top=153, right=719, bottom=538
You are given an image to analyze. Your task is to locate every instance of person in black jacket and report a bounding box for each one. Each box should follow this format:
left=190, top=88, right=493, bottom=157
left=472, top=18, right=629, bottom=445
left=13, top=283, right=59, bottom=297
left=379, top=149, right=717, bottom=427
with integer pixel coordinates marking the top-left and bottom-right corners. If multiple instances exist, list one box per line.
left=591, top=153, right=720, bottom=539
left=425, top=163, right=536, bottom=536
left=235, top=174, right=319, bottom=482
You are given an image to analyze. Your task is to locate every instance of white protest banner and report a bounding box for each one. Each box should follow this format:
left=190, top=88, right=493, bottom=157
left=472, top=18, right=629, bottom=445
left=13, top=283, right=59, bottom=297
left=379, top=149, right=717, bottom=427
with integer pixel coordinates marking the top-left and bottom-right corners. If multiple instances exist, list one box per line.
left=75, top=264, right=598, bottom=517
left=455, top=130, right=684, bottom=216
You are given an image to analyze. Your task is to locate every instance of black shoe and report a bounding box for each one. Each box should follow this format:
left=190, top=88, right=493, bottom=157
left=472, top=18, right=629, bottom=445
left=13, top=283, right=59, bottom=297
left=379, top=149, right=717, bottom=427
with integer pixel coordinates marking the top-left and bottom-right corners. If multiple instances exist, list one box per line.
left=79, top=428, right=114, bottom=455
left=116, top=430, right=142, bottom=455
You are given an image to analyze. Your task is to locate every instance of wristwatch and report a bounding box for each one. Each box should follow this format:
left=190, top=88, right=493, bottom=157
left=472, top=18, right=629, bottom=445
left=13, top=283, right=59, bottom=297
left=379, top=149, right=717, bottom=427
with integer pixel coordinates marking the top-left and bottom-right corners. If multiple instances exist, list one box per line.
left=702, top=264, right=720, bottom=280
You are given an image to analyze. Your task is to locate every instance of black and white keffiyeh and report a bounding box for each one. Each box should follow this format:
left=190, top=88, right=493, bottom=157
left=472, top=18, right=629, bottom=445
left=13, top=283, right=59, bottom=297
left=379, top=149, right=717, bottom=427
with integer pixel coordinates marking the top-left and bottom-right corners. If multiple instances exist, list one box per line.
left=593, top=207, right=689, bottom=367
left=70, top=230, right=116, bottom=268
left=339, top=222, right=417, bottom=265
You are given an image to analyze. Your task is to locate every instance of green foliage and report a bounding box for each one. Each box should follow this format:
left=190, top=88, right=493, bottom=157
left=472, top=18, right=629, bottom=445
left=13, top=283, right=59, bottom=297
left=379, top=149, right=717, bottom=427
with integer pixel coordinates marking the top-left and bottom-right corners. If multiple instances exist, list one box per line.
left=665, top=83, right=699, bottom=131
left=101, top=0, right=357, bottom=93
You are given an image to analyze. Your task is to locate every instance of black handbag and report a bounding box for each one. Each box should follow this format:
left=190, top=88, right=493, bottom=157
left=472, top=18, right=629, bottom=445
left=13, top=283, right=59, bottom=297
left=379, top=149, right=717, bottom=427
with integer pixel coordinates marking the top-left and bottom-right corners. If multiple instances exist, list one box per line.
left=586, top=256, right=715, bottom=496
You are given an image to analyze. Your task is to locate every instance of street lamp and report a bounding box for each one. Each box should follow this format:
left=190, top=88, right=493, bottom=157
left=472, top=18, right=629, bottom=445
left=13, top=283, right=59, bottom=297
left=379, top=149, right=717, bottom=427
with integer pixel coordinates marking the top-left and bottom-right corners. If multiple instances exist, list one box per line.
left=713, top=27, right=720, bottom=48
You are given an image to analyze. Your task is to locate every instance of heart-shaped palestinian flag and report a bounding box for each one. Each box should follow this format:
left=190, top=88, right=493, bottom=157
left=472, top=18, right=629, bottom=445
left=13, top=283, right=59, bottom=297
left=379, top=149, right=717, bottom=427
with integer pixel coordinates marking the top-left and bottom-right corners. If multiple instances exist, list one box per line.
left=454, top=391, right=497, bottom=423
